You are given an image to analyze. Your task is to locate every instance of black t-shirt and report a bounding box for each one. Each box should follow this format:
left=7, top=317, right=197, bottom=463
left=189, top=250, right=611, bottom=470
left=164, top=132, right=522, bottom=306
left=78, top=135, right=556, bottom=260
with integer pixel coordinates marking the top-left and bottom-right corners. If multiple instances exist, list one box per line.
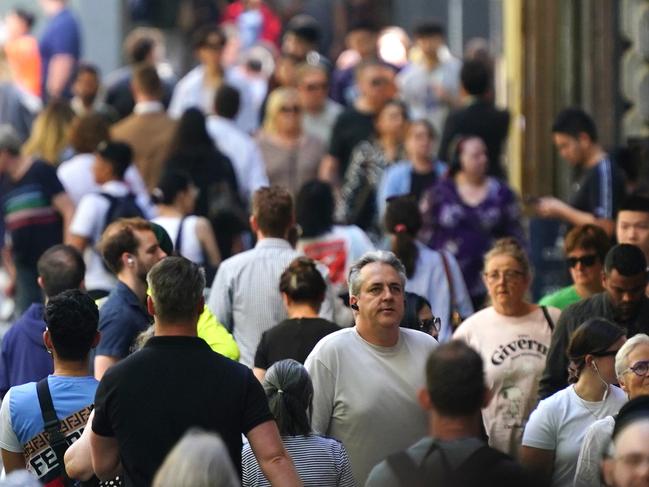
left=93, top=336, right=273, bottom=486
left=254, top=318, right=341, bottom=369
left=0, top=160, right=64, bottom=265
left=409, top=170, right=438, bottom=203
left=329, top=107, right=375, bottom=177
left=569, top=157, right=626, bottom=220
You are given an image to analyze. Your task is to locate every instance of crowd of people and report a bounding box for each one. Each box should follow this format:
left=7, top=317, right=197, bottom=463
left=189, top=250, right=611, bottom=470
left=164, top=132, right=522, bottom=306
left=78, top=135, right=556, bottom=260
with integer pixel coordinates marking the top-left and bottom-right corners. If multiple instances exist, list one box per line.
left=1, top=1, right=649, bottom=486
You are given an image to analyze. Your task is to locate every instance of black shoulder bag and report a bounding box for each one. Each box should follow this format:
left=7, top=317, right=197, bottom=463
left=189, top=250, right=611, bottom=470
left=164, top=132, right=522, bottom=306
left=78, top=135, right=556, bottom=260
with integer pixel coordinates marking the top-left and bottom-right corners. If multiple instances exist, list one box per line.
left=36, top=378, right=101, bottom=487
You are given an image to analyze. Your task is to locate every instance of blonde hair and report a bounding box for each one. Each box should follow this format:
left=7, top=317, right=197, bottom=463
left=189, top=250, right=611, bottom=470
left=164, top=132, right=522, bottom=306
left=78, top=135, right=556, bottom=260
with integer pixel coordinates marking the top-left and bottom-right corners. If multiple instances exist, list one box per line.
left=262, top=87, right=300, bottom=135
left=483, top=237, right=531, bottom=276
left=152, top=430, right=240, bottom=487
left=22, top=100, right=74, bottom=165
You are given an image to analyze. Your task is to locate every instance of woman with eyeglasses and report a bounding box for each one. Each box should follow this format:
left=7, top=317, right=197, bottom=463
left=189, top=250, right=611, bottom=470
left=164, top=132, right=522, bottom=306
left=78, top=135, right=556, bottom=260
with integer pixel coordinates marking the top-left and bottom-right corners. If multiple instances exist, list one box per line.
left=521, top=318, right=627, bottom=487
left=257, top=87, right=325, bottom=196
left=420, top=135, right=526, bottom=309
left=539, top=224, right=610, bottom=310
left=574, top=333, right=649, bottom=487
left=384, top=195, right=473, bottom=341
left=454, top=238, right=560, bottom=457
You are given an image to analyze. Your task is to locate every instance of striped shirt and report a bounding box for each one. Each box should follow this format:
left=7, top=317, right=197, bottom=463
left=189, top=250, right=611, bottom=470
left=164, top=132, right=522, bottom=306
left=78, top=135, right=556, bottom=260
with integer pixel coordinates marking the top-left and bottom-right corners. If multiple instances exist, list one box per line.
left=207, top=238, right=335, bottom=367
left=0, top=160, right=64, bottom=265
left=242, top=434, right=356, bottom=487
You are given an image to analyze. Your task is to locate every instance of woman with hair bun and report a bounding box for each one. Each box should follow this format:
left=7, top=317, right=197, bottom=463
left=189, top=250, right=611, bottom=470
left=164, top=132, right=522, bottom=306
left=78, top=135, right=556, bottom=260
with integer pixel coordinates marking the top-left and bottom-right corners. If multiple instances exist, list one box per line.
left=521, top=318, right=627, bottom=487
left=243, top=359, right=355, bottom=487
left=253, top=257, right=340, bottom=382
left=384, top=195, right=473, bottom=341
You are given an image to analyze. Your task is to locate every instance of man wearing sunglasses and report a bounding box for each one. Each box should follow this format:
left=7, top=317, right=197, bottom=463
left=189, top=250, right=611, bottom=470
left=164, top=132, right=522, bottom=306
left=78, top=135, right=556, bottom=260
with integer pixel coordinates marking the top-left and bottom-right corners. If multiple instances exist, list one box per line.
left=540, top=244, right=649, bottom=399
left=574, top=334, right=649, bottom=487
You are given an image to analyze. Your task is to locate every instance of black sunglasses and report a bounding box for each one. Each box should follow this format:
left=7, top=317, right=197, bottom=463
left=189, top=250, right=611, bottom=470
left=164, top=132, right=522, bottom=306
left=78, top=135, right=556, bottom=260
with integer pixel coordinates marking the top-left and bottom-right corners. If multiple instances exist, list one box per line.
left=590, top=350, right=619, bottom=358
left=420, top=317, right=441, bottom=335
left=566, top=254, right=598, bottom=268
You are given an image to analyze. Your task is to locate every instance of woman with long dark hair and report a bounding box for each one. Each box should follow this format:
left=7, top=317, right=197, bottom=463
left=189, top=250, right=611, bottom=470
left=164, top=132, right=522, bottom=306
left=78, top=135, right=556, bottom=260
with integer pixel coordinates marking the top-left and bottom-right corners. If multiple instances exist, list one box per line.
left=242, top=359, right=355, bottom=487
left=384, top=195, right=472, bottom=341
left=166, top=107, right=245, bottom=258
left=521, top=319, right=627, bottom=487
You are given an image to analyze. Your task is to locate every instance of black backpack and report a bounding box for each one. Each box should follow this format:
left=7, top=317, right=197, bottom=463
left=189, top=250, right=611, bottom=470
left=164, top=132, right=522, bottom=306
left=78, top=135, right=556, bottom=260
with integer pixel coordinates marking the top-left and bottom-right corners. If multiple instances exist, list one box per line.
left=100, top=193, right=145, bottom=232
left=386, top=442, right=529, bottom=487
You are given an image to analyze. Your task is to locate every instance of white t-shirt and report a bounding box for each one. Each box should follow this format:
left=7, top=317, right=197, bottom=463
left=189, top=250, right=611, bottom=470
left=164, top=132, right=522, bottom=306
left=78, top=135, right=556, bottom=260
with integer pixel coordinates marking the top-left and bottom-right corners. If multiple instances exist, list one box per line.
left=305, top=327, right=437, bottom=485
left=453, top=306, right=560, bottom=457
left=297, top=225, right=374, bottom=292
left=574, top=415, right=616, bottom=487
left=523, top=385, right=626, bottom=487
left=57, top=152, right=153, bottom=213
left=69, top=181, right=130, bottom=291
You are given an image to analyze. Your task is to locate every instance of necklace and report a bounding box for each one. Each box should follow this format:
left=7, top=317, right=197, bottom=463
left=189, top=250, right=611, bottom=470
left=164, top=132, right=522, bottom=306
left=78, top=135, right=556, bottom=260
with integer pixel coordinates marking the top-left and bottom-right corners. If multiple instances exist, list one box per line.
left=573, top=385, right=608, bottom=420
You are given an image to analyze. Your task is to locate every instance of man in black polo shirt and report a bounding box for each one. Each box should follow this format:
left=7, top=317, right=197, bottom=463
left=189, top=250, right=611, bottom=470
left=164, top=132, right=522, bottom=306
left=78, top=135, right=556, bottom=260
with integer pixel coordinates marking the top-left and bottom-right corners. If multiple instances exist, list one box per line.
left=539, top=244, right=649, bottom=399
left=89, top=257, right=301, bottom=486
left=534, top=108, right=626, bottom=237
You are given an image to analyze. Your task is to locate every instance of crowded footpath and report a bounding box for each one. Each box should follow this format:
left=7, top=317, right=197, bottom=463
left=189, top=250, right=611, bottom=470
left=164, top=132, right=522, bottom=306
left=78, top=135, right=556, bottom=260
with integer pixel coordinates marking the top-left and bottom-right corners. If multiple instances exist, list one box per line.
left=0, top=1, right=648, bottom=486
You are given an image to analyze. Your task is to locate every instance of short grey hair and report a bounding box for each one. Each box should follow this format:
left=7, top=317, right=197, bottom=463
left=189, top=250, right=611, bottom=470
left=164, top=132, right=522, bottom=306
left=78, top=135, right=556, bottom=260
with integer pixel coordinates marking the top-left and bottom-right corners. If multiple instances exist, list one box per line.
left=348, top=250, right=407, bottom=296
left=152, top=429, right=240, bottom=487
left=147, top=256, right=205, bottom=323
left=616, top=333, right=649, bottom=378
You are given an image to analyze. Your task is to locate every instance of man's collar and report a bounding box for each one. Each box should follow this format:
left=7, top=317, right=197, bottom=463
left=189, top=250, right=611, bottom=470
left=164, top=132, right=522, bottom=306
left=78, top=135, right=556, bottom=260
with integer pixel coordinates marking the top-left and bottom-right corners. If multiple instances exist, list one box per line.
left=255, top=237, right=292, bottom=249
left=133, top=101, right=164, bottom=115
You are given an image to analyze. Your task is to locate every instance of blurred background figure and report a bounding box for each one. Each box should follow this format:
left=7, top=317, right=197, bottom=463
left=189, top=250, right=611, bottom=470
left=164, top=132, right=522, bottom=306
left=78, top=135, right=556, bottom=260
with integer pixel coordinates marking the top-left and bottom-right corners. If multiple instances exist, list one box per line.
left=167, top=107, right=245, bottom=259
left=0, top=50, right=39, bottom=142
left=22, top=99, right=74, bottom=166
left=331, top=20, right=382, bottom=107
left=438, top=59, right=510, bottom=179
left=153, top=429, right=241, bottom=487
left=336, top=98, right=407, bottom=240
left=56, top=113, right=149, bottom=208
left=220, top=0, right=281, bottom=50
left=38, top=0, right=81, bottom=101
left=281, top=14, right=321, bottom=62
left=378, top=119, right=448, bottom=219
left=70, top=63, right=118, bottom=123
left=257, top=87, right=324, bottom=197
left=420, top=135, right=525, bottom=308
left=297, top=62, right=342, bottom=145
left=296, top=180, right=374, bottom=297
left=104, top=26, right=177, bottom=121
left=397, top=19, right=460, bottom=135
left=2, top=7, right=40, bottom=98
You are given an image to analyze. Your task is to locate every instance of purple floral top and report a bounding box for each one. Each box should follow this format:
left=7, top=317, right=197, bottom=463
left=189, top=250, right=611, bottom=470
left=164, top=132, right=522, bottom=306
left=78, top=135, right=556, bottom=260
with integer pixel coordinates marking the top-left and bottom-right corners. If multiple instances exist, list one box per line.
left=419, top=177, right=526, bottom=300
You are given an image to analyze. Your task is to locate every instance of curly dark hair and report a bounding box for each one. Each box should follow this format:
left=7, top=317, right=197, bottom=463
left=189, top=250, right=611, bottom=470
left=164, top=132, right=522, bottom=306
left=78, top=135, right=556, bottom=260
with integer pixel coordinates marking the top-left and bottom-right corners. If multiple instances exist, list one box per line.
left=44, top=289, right=99, bottom=361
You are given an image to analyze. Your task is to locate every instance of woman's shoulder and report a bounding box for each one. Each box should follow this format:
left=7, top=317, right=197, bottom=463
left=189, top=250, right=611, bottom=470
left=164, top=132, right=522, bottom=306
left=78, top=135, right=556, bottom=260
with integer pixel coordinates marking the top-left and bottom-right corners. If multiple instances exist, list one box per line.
left=453, top=307, right=498, bottom=337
